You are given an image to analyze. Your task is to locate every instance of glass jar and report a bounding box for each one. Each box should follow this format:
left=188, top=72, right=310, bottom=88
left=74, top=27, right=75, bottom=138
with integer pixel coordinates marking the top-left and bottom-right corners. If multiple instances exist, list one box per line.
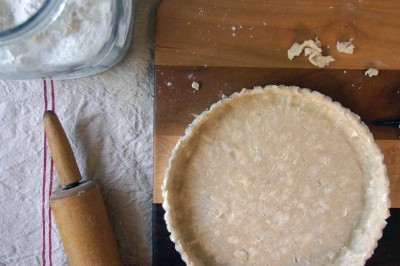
left=0, top=0, right=134, bottom=80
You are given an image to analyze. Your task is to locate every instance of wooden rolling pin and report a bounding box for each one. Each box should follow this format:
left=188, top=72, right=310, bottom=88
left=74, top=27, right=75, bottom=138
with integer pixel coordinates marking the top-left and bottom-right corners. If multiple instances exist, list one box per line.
left=43, top=110, right=121, bottom=266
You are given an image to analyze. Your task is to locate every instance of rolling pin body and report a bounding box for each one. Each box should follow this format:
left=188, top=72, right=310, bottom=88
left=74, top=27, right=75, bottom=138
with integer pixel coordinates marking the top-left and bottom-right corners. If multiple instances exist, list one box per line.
left=50, top=181, right=121, bottom=266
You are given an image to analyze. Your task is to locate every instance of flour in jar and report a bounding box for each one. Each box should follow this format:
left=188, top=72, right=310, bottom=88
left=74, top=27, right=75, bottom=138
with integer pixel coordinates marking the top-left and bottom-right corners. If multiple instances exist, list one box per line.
left=0, top=0, right=113, bottom=73
left=0, top=0, right=45, bottom=31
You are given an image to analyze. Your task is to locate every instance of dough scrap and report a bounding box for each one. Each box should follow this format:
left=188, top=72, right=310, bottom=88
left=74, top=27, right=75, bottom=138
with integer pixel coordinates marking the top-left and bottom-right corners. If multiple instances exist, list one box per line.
left=309, top=53, right=336, bottom=68
left=191, top=81, right=200, bottom=91
left=337, top=40, right=355, bottom=54
left=163, top=85, right=390, bottom=266
left=365, top=68, right=379, bottom=77
left=288, top=38, right=335, bottom=68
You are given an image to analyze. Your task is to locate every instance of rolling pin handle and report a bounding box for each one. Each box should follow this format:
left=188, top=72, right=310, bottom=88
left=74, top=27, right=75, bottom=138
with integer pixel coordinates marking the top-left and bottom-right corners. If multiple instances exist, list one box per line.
left=43, top=110, right=82, bottom=186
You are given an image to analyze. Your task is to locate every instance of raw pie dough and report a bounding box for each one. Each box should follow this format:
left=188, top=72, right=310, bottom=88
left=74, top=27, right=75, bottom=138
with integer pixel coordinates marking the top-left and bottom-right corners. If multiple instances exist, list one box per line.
left=288, top=38, right=335, bottom=68
left=163, top=85, right=390, bottom=266
left=336, top=40, right=355, bottom=54
left=365, top=68, right=379, bottom=77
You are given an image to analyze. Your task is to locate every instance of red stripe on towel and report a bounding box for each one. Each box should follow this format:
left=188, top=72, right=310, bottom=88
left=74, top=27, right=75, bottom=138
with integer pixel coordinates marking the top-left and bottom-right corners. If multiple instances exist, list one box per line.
left=48, top=80, right=55, bottom=266
left=51, top=80, right=55, bottom=112
left=42, top=80, right=48, bottom=266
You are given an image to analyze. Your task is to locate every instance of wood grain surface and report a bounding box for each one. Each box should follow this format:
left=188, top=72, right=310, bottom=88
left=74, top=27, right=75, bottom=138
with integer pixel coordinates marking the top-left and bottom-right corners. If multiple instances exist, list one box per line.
left=154, top=1, right=400, bottom=263
left=50, top=182, right=121, bottom=266
left=155, top=67, right=400, bottom=138
left=156, top=0, right=400, bottom=69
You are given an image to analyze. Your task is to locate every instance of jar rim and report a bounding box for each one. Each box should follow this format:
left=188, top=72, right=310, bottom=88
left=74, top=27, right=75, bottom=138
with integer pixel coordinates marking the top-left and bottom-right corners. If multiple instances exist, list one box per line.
left=0, top=0, right=66, bottom=45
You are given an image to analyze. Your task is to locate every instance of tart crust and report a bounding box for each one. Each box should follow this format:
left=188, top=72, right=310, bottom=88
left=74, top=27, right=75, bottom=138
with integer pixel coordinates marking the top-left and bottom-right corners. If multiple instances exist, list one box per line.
left=162, top=85, right=390, bottom=266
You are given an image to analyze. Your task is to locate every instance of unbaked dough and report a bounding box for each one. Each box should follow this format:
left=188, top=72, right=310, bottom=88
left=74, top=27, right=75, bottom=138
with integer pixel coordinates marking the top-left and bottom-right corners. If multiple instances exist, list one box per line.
left=163, top=85, right=390, bottom=266
left=191, top=81, right=200, bottom=91
left=365, top=68, right=379, bottom=77
left=288, top=38, right=335, bottom=68
left=337, top=40, right=355, bottom=54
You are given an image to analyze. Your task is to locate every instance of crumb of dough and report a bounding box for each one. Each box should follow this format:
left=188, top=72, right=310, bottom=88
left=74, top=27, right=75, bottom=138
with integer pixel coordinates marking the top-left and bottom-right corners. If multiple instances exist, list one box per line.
left=288, top=43, right=303, bottom=59
left=365, top=68, right=379, bottom=77
left=191, top=81, right=200, bottom=90
left=337, top=40, right=355, bottom=54
left=309, top=54, right=335, bottom=68
left=288, top=39, right=321, bottom=60
left=288, top=37, right=335, bottom=68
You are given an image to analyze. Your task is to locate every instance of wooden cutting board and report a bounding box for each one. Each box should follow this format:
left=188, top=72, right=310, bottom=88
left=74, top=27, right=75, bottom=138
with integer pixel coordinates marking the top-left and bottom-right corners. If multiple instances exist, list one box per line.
left=153, top=1, right=400, bottom=265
